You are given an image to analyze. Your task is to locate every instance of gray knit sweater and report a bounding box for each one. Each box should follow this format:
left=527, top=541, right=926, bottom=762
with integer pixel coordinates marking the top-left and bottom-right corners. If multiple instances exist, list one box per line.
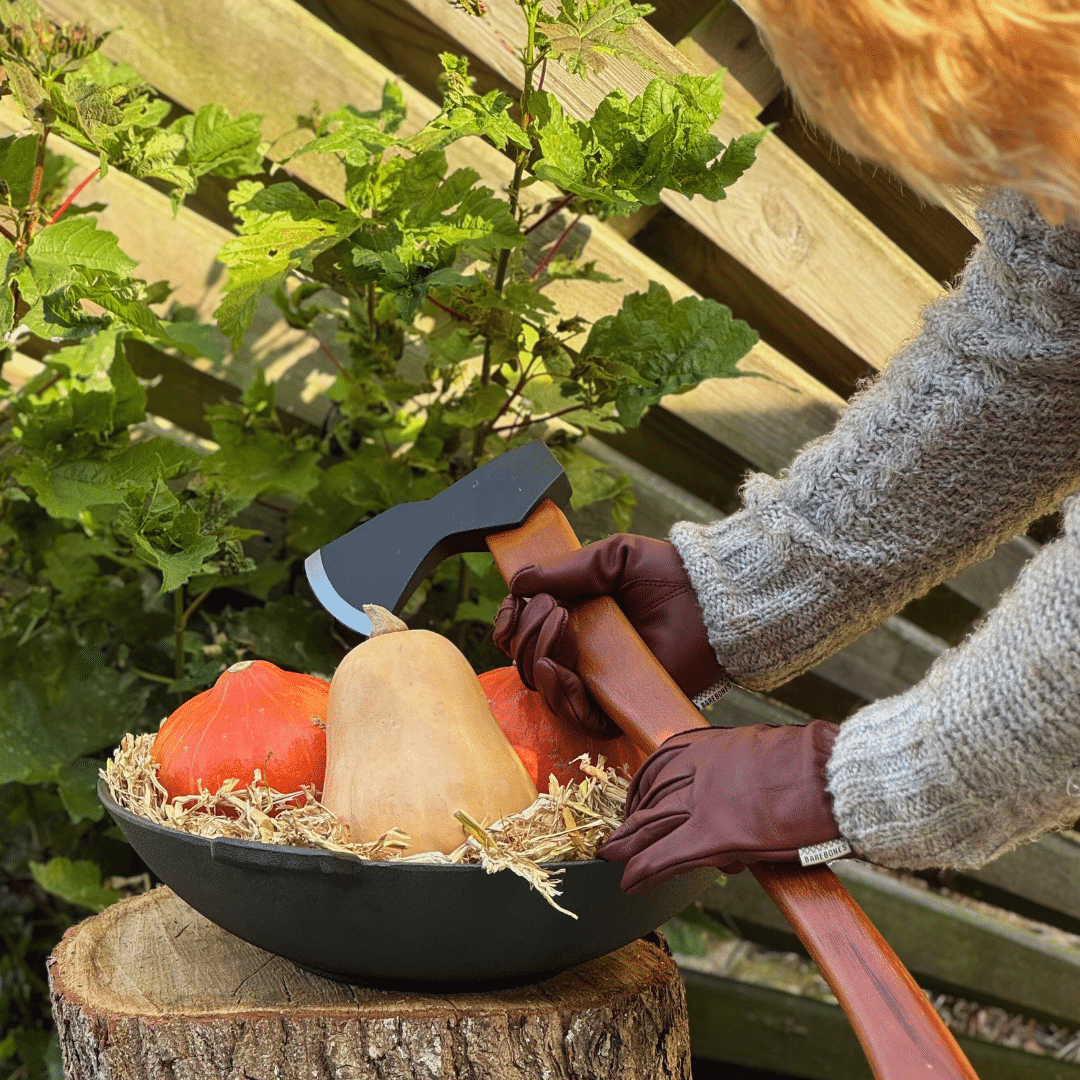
left=670, top=189, right=1080, bottom=870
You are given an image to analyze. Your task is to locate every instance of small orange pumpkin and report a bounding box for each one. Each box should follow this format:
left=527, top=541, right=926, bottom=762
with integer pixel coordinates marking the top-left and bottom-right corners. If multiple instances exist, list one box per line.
left=153, top=660, right=330, bottom=800
left=479, top=666, right=648, bottom=788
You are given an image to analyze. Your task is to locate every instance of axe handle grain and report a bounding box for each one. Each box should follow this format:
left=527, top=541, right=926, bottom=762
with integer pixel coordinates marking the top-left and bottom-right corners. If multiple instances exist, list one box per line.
left=486, top=499, right=977, bottom=1080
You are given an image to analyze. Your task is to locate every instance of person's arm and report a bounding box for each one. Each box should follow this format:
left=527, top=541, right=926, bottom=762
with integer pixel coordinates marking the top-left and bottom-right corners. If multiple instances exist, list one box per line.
left=673, top=188, right=1080, bottom=691
left=828, top=490, right=1080, bottom=868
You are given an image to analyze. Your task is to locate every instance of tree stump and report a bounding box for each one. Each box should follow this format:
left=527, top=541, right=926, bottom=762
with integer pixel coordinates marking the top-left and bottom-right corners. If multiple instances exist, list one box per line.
left=48, top=886, right=691, bottom=1080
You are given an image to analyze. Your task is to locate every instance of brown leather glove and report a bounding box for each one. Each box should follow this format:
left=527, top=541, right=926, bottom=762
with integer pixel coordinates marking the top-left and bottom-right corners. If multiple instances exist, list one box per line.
left=598, top=721, right=844, bottom=893
left=492, top=534, right=728, bottom=736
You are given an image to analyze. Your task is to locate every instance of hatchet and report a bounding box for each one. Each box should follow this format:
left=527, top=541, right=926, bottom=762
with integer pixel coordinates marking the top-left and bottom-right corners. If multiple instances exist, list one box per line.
left=306, top=440, right=977, bottom=1080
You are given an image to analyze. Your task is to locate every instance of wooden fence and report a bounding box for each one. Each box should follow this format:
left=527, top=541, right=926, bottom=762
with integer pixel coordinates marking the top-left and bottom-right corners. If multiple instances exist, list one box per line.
left=9, top=0, right=1080, bottom=1075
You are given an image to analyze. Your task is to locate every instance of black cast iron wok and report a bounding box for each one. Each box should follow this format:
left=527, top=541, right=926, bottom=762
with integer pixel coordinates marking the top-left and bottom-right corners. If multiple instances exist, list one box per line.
left=100, top=779, right=715, bottom=988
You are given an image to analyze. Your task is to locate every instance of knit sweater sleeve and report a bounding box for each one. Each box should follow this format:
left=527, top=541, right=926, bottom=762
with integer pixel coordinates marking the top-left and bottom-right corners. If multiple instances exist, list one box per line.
left=669, top=189, right=1080, bottom=692
left=827, top=492, right=1080, bottom=868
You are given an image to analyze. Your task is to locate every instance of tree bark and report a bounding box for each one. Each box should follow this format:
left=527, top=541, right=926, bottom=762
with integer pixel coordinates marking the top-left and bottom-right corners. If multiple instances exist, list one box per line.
left=48, top=886, right=691, bottom=1079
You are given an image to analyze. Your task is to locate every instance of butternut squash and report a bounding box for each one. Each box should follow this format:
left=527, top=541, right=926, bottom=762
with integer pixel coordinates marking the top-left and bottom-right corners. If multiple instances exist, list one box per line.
left=322, top=605, right=538, bottom=855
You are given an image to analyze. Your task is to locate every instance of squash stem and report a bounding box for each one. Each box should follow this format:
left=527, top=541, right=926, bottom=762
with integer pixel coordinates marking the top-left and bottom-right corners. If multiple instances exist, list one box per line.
left=174, top=588, right=185, bottom=682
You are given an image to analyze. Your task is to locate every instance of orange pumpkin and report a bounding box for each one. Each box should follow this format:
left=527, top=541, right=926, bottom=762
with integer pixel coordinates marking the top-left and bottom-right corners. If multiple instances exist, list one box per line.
left=153, top=660, right=330, bottom=800
left=479, top=666, right=648, bottom=788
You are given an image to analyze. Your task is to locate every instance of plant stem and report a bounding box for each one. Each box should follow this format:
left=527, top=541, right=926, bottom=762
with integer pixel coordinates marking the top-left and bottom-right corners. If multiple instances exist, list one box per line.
left=494, top=400, right=585, bottom=434
left=454, top=557, right=471, bottom=650
left=524, top=191, right=575, bottom=236
left=47, top=166, right=101, bottom=226
left=183, top=585, right=213, bottom=624
left=473, top=11, right=544, bottom=464
left=367, top=283, right=376, bottom=337
left=0, top=222, right=16, bottom=243
left=172, top=583, right=213, bottom=683
left=19, top=127, right=50, bottom=253
left=131, top=666, right=174, bottom=685
left=485, top=5, right=542, bottom=383
left=531, top=213, right=582, bottom=279
left=174, top=587, right=185, bottom=681
left=314, top=335, right=345, bottom=372
left=427, top=295, right=469, bottom=322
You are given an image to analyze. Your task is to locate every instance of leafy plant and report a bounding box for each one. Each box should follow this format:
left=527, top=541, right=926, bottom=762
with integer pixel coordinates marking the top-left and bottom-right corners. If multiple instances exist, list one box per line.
left=0, top=0, right=764, bottom=1073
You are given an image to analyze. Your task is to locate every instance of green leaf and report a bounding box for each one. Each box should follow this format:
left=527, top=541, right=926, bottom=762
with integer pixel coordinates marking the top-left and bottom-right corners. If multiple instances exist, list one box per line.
left=0, top=662, right=151, bottom=786
left=411, top=54, right=531, bottom=153
left=532, top=75, right=761, bottom=214
left=551, top=441, right=634, bottom=528
left=56, top=757, right=106, bottom=822
left=17, top=438, right=197, bottom=519
left=160, top=318, right=227, bottom=364
left=170, top=103, right=265, bottom=180
left=440, top=381, right=508, bottom=427
left=216, top=180, right=358, bottom=347
left=199, top=430, right=322, bottom=510
left=0, top=132, right=39, bottom=207
left=27, top=213, right=136, bottom=280
left=29, top=857, right=123, bottom=912
left=40, top=531, right=117, bottom=601
left=0, top=233, right=16, bottom=335
left=291, top=83, right=405, bottom=166
left=17, top=216, right=139, bottom=338
left=581, top=282, right=758, bottom=426
left=123, top=481, right=221, bottom=592
left=69, top=274, right=166, bottom=339
left=542, top=255, right=619, bottom=282
left=537, top=0, right=654, bottom=78
left=224, top=595, right=337, bottom=678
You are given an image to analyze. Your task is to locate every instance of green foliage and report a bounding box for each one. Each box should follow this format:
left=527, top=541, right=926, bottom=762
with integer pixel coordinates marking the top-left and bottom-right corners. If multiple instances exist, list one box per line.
left=535, top=0, right=654, bottom=78
left=0, top=1, right=768, bottom=1073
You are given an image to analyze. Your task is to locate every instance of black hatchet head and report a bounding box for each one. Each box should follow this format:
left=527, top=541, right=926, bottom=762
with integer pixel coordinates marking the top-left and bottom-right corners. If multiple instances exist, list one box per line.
left=305, top=440, right=572, bottom=636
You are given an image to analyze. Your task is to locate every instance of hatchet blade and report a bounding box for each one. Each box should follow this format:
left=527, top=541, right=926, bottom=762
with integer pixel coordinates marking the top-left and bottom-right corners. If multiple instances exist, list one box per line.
left=304, top=440, right=572, bottom=635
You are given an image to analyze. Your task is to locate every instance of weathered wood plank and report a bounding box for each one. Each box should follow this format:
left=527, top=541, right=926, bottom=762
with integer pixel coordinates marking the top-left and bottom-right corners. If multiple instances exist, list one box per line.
left=758, top=95, right=977, bottom=288
left=400, top=0, right=945, bottom=371
left=955, top=833, right=1080, bottom=938
left=702, top=860, right=1080, bottom=1029
left=683, top=970, right=1080, bottom=1080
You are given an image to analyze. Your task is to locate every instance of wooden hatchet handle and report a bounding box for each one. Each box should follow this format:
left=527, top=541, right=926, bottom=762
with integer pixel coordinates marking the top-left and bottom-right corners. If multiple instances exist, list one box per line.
left=487, top=499, right=977, bottom=1080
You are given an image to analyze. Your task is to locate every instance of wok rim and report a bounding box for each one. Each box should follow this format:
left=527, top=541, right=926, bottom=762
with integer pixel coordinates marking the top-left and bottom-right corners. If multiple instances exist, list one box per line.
left=97, top=777, right=608, bottom=873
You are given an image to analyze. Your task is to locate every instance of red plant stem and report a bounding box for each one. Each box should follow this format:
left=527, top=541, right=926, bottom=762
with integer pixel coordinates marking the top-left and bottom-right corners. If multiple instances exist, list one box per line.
left=315, top=337, right=345, bottom=372
left=32, top=372, right=63, bottom=398
left=20, top=127, right=50, bottom=252
left=426, top=295, right=470, bottom=322
left=531, top=213, right=582, bottom=280
left=537, top=57, right=548, bottom=92
left=493, top=401, right=585, bottom=434
left=0, top=223, right=16, bottom=243
left=523, top=191, right=575, bottom=236
left=48, top=166, right=101, bottom=226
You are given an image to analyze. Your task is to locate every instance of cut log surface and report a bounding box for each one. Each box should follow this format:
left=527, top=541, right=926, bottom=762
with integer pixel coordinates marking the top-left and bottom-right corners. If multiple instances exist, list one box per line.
left=48, top=887, right=692, bottom=1080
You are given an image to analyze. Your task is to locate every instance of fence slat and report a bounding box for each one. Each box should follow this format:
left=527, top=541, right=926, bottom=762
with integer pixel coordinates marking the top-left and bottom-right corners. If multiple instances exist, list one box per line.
left=703, top=860, right=1080, bottom=1029
left=683, top=970, right=1080, bottom=1080
left=957, top=834, right=1080, bottom=936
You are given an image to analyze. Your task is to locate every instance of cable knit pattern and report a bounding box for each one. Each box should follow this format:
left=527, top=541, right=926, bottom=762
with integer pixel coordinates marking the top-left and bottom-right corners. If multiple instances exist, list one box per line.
left=828, top=493, right=1080, bottom=868
left=671, top=189, right=1080, bottom=693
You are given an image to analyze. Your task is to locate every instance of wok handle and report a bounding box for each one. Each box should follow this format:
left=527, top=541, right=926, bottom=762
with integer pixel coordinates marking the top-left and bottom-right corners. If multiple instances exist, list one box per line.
left=487, top=499, right=978, bottom=1080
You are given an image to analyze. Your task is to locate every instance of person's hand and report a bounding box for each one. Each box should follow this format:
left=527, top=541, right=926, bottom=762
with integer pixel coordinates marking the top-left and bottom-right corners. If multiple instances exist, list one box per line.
left=492, top=534, right=728, bottom=736
left=599, top=721, right=846, bottom=893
